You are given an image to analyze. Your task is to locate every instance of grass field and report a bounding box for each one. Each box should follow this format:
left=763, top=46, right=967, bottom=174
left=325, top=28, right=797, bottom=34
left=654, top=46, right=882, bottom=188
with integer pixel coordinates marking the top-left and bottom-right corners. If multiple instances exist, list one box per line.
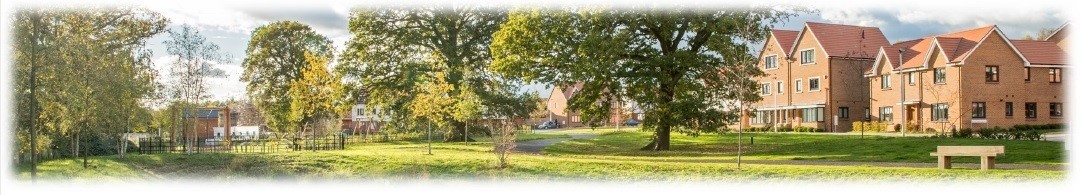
left=16, top=137, right=1063, bottom=182
left=544, top=131, right=1065, bottom=164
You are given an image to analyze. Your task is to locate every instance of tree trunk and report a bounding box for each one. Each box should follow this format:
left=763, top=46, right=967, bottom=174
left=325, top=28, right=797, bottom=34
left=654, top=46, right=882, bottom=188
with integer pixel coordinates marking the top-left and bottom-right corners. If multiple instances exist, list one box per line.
left=442, top=121, right=475, bottom=142
left=640, top=124, right=671, bottom=151
left=82, top=132, right=88, bottom=169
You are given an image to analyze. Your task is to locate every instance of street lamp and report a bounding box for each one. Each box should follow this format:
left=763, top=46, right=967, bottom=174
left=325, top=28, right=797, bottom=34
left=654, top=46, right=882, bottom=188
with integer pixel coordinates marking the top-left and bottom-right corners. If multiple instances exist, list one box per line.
left=773, top=77, right=778, bottom=133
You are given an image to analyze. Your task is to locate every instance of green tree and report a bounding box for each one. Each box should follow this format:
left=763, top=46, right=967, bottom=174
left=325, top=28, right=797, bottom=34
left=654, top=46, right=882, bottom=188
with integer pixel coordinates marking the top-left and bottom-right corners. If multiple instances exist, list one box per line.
left=490, top=7, right=800, bottom=150
left=163, top=24, right=229, bottom=154
left=13, top=7, right=167, bottom=167
left=288, top=52, right=346, bottom=135
left=241, top=21, right=333, bottom=136
left=336, top=6, right=519, bottom=142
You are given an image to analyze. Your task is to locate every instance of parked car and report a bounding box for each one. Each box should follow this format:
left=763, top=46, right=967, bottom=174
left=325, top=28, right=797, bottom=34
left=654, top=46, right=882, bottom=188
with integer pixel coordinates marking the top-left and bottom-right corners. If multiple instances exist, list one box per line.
left=537, top=121, right=559, bottom=129
left=624, top=119, right=640, bottom=126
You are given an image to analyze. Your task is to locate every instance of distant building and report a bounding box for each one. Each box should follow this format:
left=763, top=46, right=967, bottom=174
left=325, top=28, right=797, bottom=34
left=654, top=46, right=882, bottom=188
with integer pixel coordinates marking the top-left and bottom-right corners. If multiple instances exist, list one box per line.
left=546, top=83, right=639, bottom=128
left=182, top=108, right=239, bottom=139
left=341, top=92, right=388, bottom=135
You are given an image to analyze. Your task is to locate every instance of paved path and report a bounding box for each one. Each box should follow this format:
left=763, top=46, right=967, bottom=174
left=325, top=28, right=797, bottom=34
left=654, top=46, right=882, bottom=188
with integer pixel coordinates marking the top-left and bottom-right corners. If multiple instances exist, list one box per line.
left=512, top=128, right=1065, bottom=170
left=514, top=133, right=599, bottom=154
left=567, top=157, right=1064, bottom=170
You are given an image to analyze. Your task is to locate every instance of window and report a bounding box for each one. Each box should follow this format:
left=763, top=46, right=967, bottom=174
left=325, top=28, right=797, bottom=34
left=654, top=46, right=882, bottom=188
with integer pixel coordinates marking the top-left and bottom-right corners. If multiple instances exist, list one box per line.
left=777, top=81, right=784, bottom=94
left=1024, top=67, right=1031, bottom=82
left=761, top=83, right=770, bottom=95
left=985, top=66, right=999, bottom=82
left=880, top=75, right=891, bottom=89
left=802, top=107, right=824, bottom=122
left=1049, top=68, right=1061, bottom=83
left=764, top=55, right=778, bottom=69
left=1005, top=102, right=1014, bottom=117
left=908, top=72, right=916, bottom=85
left=1025, top=102, right=1037, bottom=118
left=972, top=102, right=986, bottom=118
left=879, top=107, right=893, bottom=123
left=1050, top=103, right=1063, bottom=117
left=809, top=77, right=820, bottom=91
left=800, top=49, right=815, bottom=64
left=571, top=115, right=581, bottom=123
left=934, top=68, right=946, bottom=84
left=932, top=103, right=949, bottom=121
left=839, top=107, right=849, bottom=119
left=794, top=79, right=803, bottom=93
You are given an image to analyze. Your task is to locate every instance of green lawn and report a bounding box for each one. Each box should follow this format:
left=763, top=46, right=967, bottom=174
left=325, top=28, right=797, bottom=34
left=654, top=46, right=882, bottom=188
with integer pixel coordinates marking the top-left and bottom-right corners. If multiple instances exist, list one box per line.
left=544, top=131, right=1065, bottom=164
left=17, top=139, right=1063, bottom=182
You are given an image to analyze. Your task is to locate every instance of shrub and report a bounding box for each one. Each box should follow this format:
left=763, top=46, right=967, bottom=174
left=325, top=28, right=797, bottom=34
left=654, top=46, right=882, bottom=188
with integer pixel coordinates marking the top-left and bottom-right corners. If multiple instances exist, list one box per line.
left=976, top=128, right=996, bottom=139
left=924, top=127, right=937, bottom=134
left=893, top=124, right=901, bottom=132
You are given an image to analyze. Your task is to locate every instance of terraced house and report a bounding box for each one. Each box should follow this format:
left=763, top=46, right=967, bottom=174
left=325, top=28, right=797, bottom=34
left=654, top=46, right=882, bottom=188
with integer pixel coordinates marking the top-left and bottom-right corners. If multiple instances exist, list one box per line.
left=866, top=24, right=1068, bottom=132
left=746, top=22, right=890, bottom=132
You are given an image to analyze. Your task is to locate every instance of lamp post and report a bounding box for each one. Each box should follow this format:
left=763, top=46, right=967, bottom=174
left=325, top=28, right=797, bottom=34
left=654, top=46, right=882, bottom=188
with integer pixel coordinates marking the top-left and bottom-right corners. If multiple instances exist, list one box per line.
left=899, top=48, right=907, bottom=137
left=773, top=77, right=778, bottom=133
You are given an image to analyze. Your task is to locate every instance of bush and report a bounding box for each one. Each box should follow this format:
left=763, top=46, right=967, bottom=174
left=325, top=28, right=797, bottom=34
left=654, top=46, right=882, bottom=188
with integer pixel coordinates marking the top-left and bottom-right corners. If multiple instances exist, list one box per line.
left=924, top=127, right=937, bottom=134
left=893, top=124, right=901, bottom=132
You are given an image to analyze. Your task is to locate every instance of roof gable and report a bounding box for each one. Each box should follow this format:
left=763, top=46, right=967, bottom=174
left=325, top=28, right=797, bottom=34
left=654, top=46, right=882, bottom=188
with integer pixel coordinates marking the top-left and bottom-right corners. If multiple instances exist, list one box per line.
left=791, top=22, right=891, bottom=59
left=770, top=29, right=800, bottom=57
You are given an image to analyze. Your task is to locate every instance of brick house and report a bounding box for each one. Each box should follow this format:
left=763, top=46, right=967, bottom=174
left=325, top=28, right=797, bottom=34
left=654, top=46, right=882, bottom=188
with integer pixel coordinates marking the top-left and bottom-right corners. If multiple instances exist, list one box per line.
left=341, top=93, right=388, bottom=135
left=182, top=108, right=239, bottom=139
left=746, top=22, right=890, bottom=132
left=546, top=83, right=636, bottom=128
left=866, top=25, right=1066, bottom=132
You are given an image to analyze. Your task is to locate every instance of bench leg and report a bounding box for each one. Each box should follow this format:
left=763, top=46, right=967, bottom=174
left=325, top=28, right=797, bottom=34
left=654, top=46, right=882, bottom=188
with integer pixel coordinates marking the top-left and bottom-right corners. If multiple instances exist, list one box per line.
left=981, top=156, right=995, bottom=170
left=938, top=156, right=951, bottom=169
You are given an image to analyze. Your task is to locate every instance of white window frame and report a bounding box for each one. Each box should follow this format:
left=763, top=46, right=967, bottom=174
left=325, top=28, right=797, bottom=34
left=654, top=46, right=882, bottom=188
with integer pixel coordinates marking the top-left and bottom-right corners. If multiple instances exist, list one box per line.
left=907, top=72, right=916, bottom=85
left=881, top=74, right=891, bottom=89
left=808, top=76, right=822, bottom=92
left=761, top=83, right=771, bottom=96
left=776, top=81, right=784, bottom=94
left=794, top=79, right=803, bottom=93
left=799, top=48, right=816, bottom=65
left=764, top=54, right=779, bottom=70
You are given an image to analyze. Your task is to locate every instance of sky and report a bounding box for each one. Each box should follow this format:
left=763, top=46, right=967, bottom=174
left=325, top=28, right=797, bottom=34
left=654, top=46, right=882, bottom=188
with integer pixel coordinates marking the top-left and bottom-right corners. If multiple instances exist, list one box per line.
left=138, top=1, right=1069, bottom=101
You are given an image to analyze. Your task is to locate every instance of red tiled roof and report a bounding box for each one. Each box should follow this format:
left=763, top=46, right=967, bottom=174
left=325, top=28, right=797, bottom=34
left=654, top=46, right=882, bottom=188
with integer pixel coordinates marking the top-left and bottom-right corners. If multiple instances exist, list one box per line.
left=771, top=29, right=800, bottom=56
left=1011, top=40, right=1068, bottom=65
left=870, top=25, right=1004, bottom=75
left=934, top=25, right=994, bottom=62
left=866, top=38, right=929, bottom=75
left=800, top=22, right=891, bottom=58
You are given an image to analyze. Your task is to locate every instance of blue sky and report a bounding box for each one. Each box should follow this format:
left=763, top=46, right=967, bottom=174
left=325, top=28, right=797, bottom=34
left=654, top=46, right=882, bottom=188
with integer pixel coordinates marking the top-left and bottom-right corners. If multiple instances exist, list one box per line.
left=140, top=1, right=1068, bottom=101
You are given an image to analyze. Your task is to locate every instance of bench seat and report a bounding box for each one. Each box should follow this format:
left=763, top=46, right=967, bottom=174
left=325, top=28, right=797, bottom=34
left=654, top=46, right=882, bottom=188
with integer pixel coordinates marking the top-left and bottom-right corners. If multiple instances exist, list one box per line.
left=932, top=146, right=1005, bottom=170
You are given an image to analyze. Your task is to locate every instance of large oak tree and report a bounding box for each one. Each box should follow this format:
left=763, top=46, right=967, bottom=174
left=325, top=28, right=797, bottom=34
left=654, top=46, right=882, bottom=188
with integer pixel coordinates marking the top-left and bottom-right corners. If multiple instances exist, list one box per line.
left=337, top=6, right=531, bottom=141
left=490, top=6, right=799, bottom=150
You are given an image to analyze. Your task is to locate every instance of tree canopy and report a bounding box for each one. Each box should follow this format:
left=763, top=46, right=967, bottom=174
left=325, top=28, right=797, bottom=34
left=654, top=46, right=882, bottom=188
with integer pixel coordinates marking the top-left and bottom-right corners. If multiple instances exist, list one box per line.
left=490, top=6, right=799, bottom=150
left=336, top=6, right=534, bottom=141
left=241, top=21, right=334, bottom=135
left=12, top=7, right=168, bottom=164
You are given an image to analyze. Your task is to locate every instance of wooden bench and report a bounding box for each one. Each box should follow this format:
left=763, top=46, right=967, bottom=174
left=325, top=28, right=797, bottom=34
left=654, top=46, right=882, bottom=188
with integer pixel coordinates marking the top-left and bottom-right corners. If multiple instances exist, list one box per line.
left=930, top=146, right=1005, bottom=170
